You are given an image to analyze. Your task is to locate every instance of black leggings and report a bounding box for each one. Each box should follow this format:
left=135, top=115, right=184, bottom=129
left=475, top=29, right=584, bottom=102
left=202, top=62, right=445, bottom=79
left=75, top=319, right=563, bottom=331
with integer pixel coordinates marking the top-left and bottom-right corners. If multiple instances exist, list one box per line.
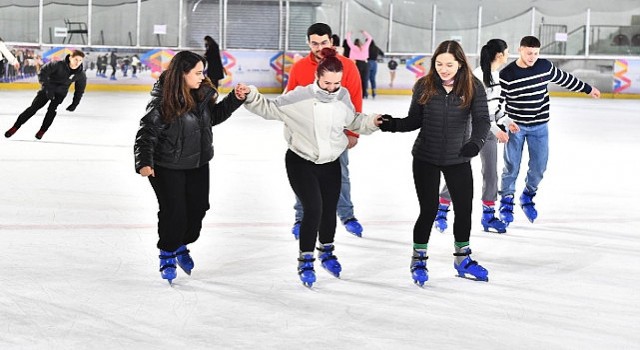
left=148, top=164, right=210, bottom=252
left=285, top=150, right=341, bottom=252
left=412, top=159, right=473, bottom=244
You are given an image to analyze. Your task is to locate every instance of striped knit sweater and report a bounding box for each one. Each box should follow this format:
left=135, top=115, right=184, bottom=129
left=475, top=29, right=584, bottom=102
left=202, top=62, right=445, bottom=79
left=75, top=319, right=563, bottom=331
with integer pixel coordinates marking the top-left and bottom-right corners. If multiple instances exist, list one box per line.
left=498, top=58, right=592, bottom=125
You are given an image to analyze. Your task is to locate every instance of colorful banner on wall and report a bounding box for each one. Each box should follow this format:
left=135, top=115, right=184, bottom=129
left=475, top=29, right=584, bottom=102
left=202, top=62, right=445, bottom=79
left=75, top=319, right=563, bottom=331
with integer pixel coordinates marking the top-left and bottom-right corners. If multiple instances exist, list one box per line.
left=613, top=59, right=640, bottom=94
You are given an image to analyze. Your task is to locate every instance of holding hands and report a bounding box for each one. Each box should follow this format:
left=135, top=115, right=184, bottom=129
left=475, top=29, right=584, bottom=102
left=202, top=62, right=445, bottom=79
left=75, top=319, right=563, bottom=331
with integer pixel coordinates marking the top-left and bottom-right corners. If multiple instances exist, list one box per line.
left=378, top=114, right=396, bottom=131
left=234, top=83, right=250, bottom=101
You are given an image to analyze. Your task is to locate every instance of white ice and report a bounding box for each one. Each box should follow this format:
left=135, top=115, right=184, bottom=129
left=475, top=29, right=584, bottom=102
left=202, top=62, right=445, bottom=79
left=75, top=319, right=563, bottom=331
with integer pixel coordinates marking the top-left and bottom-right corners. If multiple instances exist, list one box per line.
left=1, top=90, right=639, bottom=349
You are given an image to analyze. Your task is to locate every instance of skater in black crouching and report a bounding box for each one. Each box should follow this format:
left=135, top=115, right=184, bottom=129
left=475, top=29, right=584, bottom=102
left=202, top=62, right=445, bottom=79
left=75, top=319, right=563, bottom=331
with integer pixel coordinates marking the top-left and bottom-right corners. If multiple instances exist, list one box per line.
left=241, top=48, right=385, bottom=287
left=134, top=51, right=246, bottom=284
left=379, top=41, right=491, bottom=285
left=4, top=50, right=86, bottom=140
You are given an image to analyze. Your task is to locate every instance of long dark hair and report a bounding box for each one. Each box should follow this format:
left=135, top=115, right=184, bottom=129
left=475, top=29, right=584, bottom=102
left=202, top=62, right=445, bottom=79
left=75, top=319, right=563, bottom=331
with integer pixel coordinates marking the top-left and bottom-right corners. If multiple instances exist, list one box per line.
left=417, top=40, right=474, bottom=109
left=479, top=39, right=507, bottom=86
left=160, top=51, right=214, bottom=123
left=204, top=35, right=218, bottom=51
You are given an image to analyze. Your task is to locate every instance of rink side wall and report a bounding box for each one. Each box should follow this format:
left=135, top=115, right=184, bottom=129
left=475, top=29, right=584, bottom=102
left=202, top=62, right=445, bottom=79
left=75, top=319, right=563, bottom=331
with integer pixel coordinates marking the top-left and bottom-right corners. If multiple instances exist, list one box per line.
left=2, top=46, right=640, bottom=99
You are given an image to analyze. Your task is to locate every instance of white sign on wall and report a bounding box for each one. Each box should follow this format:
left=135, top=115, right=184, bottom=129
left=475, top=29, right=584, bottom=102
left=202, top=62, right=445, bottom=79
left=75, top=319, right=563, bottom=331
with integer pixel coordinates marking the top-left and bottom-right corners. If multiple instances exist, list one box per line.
left=54, top=27, right=68, bottom=37
left=153, top=25, right=167, bottom=35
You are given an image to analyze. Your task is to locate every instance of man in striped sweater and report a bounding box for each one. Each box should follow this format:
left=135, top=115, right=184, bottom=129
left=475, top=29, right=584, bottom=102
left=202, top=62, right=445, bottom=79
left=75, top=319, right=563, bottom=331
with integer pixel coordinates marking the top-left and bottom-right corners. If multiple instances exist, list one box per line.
left=497, top=36, right=600, bottom=224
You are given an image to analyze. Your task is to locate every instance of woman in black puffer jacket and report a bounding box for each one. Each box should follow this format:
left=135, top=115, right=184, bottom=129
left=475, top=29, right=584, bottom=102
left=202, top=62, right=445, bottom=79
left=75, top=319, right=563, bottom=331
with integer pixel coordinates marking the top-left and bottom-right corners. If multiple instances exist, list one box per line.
left=379, top=40, right=491, bottom=285
left=134, top=51, right=246, bottom=284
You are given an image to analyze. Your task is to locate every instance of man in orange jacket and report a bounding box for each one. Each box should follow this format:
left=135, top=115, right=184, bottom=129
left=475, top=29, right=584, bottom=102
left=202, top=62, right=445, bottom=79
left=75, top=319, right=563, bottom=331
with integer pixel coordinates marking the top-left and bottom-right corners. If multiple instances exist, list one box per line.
left=286, top=22, right=365, bottom=239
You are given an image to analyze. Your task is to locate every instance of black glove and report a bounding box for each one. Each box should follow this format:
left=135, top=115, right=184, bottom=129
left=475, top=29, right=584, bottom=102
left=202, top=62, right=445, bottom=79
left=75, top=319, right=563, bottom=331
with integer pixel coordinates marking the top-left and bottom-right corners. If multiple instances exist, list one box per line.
left=459, top=142, right=480, bottom=157
left=45, top=87, right=55, bottom=101
left=66, top=104, right=78, bottom=112
left=379, top=114, right=396, bottom=132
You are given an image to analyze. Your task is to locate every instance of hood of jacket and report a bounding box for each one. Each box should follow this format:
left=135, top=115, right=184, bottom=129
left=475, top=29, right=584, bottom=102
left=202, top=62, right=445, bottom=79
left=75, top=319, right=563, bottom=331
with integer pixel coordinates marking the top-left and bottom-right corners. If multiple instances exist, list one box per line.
left=311, top=80, right=343, bottom=103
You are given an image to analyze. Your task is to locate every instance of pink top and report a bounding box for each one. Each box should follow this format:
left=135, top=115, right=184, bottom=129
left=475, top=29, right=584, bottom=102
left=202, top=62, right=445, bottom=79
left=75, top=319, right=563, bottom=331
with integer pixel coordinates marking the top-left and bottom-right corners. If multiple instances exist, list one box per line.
left=346, top=31, right=372, bottom=61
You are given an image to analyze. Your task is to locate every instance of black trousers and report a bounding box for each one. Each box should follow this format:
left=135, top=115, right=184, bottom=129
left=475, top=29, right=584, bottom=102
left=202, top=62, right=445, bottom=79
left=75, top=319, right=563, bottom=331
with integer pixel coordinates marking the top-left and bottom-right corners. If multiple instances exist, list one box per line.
left=355, top=59, right=369, bottom=98
left=285, top=150, right=341, bottom=253
left=412, top=159, right=473, bottom=244
left=15, top=89, right=64, bottom=131
left=148, top=164, right=211, bottom=252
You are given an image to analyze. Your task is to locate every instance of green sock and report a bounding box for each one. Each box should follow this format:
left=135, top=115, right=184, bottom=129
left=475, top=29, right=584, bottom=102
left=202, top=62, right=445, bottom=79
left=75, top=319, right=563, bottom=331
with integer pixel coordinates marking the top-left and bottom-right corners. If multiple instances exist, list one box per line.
left=413, top=243, right=428, bottom=250
left=454, top=241, right=469, bottom=248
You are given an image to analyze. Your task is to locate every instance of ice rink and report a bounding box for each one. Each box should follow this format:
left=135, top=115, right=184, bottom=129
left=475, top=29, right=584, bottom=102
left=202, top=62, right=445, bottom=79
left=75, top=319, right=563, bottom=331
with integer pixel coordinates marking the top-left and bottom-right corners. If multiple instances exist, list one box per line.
left=1, top=90, right=639, bottom=349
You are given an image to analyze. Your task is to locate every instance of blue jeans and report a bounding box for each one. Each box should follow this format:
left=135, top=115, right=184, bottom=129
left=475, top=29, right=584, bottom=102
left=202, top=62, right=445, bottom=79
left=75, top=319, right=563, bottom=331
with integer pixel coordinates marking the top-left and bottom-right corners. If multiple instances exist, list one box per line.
left=368, top=59, right=378, bottom=96
left=499, top=123, right=549, bottom=196
left=294, top=150, right=354, bottom=223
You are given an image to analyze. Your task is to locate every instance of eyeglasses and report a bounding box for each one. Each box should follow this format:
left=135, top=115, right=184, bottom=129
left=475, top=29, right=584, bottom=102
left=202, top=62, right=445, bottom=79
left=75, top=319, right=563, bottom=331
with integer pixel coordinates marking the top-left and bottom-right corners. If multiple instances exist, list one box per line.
left=309, top=40, right=331, bottom=48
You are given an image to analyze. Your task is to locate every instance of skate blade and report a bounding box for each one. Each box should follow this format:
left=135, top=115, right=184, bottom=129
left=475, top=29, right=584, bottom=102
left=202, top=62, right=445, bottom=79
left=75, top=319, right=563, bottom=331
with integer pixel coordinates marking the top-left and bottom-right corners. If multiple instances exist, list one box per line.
left=324, top=270, right=340, bottom=278
left=302, top=281, right=314, bottom=288
left=413, top=279, right=427, bottom=287
left=456, top=273, right=489, bottom=282
left=483, top=227, right=507, bottom=234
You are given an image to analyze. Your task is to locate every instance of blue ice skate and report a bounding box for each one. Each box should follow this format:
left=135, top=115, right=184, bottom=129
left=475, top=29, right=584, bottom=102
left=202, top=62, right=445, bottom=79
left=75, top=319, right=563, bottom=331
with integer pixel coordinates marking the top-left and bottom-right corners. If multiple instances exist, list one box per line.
left=159, top=250, right=177, bottom=284
left=175, top=245, right=194, bottom=275
left=291, top=221, right=300, bottom=240
left=519, top=191, right=538, bottom=223
left=297, top=253, right=316, bottom=287
left=481, top=205, right=507, bottom=233
left=453, top=248, right=488, bottom=282
left=499, top=195, right=515, bottom=225
left=410, top=250, right=429, bottom=286
left=433, top=203, right=450, bottom=233
left=316, top=244, right=342, bottom=278
left=343, top=218, right=363, bottom=237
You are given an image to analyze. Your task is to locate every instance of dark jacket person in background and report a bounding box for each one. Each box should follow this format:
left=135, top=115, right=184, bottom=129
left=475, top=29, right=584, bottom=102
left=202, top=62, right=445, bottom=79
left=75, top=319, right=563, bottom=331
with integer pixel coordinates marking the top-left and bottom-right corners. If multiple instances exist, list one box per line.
left=4, top=50, right=86, bottom=140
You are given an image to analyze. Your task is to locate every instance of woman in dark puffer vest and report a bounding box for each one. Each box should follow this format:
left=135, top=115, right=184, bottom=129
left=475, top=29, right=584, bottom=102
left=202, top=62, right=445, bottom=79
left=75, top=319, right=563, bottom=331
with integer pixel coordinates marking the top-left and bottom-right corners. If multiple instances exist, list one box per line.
left=134, top=51, right=246, bottom=284
left=379, top=40, right=491, bottom=285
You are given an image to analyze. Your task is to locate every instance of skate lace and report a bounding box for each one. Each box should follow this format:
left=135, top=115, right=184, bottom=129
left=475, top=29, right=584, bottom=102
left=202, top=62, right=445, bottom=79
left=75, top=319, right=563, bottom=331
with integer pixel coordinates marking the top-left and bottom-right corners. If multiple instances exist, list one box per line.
left=159, top=253, right=176, bottom=271
left=297, top=255, right=316, bottom=274
left=316, top=245, right=338, bottom=263
left=453, top=249, right=480, bottom=269
left=436, top=206, right=450, bottom=219
left=411, top=254, right=428, bottom=272
left=176, top=248, right=191, bottom=256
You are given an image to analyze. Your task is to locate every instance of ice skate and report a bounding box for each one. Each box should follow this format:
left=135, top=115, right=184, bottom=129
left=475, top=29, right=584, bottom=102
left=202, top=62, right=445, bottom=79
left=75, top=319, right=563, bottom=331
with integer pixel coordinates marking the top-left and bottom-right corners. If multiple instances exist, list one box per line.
left=316, top=244, right=341, bottom=278
left=175, top=245, right=194, bottom=275
left=4, top=126, right=18, bottom=138
left=499, top=195, right=515, bottom=224
left=297, top=252, right=316, bottom=287
left=343, top=218, right=363, bottom=237
left=481, top=205, right=507, bottom=233
left=159, top=250, right=177, bottom=284
left=410, top=249, right=429, bottom=286
left=291, top=221, right=300, bottom=240
left=453, top=247, right=488, bottom=282
left=519, top=191, right=538, bottom=223
left=35, top=129, right=46, bottom=140
left=433, top=203, right=450, bottom=233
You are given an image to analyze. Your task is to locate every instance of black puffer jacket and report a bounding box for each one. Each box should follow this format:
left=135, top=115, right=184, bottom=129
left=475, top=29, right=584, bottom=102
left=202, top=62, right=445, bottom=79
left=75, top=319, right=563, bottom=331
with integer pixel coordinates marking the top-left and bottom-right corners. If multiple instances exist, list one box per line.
left=134, top=78, right=244, bottom=172
left=38, top=54, right=87, bottom=105
left=385, top=77, right=490, bottom=166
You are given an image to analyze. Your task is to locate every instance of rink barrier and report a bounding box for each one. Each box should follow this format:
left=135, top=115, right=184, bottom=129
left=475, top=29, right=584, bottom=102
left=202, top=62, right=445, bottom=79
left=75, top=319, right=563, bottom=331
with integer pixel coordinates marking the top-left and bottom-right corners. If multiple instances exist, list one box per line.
left=1, top=83, right=639, bottom=99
